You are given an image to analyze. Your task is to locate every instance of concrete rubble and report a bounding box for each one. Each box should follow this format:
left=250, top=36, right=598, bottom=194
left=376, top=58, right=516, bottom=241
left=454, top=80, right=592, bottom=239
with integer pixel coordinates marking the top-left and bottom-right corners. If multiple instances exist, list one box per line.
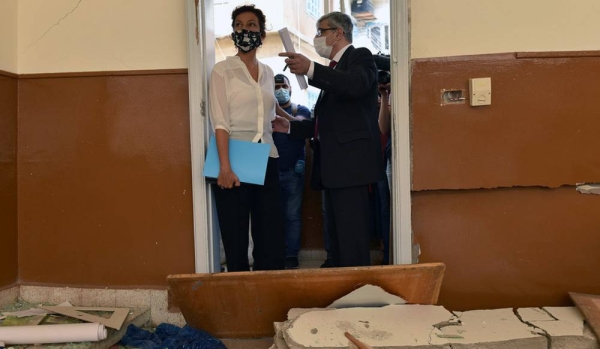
left=268, top=287, right=599, bottom=349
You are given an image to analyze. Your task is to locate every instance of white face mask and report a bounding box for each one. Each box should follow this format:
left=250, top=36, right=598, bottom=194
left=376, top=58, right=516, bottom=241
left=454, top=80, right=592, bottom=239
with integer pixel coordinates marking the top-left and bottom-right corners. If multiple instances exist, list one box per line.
left=313, top=35, right=334, bottom=59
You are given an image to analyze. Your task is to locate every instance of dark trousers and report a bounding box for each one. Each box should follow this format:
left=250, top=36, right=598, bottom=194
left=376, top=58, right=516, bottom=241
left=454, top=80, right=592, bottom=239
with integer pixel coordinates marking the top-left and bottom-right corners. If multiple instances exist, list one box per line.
left=323, top=184, right=372, bottom=267
left=213, top=158, right=285, bottom=272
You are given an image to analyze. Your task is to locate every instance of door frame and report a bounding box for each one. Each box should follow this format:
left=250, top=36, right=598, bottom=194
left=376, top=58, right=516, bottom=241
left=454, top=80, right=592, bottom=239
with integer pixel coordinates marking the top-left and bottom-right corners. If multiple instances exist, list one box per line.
left=390, top=0, right=413, bottom=264
left=185, top=0, right=412, bottom=272
left=185, top=0, right=220, bottom=273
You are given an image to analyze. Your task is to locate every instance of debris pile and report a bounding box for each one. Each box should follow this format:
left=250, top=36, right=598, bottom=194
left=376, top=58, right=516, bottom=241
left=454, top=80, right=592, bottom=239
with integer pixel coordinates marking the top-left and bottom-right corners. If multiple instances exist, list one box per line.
left=268, top=286, right=598, bottom=349
left=0, top=301, right=130, bottom=346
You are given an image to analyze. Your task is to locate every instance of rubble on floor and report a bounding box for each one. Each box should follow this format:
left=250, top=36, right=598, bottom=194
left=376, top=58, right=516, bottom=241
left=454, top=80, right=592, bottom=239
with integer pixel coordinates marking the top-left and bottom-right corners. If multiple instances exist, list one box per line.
left=268, top=290, right=599, bottom=349
left=0, top=301, right=149, bottom=348
left=166, top=268, right=600, bottom=349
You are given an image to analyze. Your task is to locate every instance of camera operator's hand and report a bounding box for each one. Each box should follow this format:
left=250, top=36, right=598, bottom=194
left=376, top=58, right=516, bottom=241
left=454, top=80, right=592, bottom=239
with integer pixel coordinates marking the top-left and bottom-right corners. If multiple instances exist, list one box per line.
left=378, top=82, right=391, bottom=96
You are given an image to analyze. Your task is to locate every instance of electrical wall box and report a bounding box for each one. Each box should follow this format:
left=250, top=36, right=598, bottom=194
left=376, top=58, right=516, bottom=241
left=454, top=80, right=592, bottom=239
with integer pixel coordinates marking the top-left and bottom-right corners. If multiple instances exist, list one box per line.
left=469, top=77, right=492, bottom=106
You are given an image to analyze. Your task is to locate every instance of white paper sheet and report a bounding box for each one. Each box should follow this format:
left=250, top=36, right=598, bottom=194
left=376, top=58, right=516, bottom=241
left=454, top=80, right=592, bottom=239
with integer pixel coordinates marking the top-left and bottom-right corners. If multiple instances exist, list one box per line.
left=278, top=27, right=308, bottom=90
left=328, top=284, right=407, bottom=308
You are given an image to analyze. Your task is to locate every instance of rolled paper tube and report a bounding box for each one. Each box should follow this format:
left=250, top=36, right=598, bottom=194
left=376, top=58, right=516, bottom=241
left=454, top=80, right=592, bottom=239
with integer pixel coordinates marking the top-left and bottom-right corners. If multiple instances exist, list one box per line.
left=0, top=322, right=107, bottom=344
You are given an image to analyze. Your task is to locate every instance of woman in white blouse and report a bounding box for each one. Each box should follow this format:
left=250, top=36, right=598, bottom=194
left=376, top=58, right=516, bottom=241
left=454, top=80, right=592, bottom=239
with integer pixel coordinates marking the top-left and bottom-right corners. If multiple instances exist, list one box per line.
left=208, top=4, right=285, bottom=272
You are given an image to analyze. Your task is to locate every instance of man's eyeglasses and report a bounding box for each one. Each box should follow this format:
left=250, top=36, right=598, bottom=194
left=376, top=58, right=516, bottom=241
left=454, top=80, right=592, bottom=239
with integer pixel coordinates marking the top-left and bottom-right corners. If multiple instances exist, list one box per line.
left=316, top=27, right=338, bottom=37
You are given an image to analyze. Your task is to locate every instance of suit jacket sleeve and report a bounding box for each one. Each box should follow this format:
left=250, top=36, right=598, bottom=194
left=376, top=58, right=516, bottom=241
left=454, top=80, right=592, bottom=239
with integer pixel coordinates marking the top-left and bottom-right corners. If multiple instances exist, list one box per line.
left=289, top=117, right=314, bottom=140
left=309, top=47, right=377, bottom=99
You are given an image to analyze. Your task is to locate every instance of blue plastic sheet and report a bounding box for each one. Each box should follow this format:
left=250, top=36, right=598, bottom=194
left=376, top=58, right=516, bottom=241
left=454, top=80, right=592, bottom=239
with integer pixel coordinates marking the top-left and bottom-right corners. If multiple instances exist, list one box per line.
left=119, top=323, right=227, bottom=349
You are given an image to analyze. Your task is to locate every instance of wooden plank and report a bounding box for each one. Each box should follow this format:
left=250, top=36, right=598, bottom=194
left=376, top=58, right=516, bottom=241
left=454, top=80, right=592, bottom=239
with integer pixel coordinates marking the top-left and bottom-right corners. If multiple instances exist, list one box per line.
left=167, top=263, right=445, bottom=338
left=345, top=331, right=372, bottom=349
left=569, top=292, right=600, bottom=341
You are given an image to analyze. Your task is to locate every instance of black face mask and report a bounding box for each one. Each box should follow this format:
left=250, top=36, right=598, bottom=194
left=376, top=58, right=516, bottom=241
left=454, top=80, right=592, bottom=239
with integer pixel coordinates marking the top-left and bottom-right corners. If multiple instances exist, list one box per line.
left=231, top=29, right=262, bottom=52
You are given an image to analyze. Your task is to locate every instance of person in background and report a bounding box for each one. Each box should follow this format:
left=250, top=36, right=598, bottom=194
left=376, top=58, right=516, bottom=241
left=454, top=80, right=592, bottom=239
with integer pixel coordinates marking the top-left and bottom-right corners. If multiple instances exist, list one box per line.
left=208, top=4, right=284, bottom=272
left=273, top=12, right=383, bottom=267
left=273, top=74, right=312, bottom=269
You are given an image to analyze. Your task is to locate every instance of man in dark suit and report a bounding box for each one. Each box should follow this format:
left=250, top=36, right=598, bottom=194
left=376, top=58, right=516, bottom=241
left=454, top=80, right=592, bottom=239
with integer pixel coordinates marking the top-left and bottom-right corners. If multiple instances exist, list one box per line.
left=272, top=12, right=383, bottom=267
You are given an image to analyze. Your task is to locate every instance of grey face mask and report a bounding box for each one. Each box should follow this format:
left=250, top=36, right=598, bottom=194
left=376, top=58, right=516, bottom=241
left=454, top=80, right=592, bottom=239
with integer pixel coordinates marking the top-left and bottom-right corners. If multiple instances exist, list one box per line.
left=232, top=29, right=262, bottom=52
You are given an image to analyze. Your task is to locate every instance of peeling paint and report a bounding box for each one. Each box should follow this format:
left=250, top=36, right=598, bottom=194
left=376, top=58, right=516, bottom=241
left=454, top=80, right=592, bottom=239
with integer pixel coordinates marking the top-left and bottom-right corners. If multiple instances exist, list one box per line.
left=576, top=183, right=600, bottom=195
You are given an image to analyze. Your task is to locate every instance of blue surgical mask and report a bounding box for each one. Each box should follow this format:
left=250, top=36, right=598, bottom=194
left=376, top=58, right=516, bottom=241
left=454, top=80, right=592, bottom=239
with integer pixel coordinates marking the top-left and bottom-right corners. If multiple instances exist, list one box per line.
left=232, top=29, right=262, bottom=52
left=275, top=88, right=291, bottom=104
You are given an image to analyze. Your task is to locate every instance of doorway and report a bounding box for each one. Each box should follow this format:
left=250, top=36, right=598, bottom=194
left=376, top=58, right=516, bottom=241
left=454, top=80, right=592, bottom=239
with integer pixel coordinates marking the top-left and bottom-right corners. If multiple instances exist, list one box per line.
left=185, top=0, right=411, bottom=272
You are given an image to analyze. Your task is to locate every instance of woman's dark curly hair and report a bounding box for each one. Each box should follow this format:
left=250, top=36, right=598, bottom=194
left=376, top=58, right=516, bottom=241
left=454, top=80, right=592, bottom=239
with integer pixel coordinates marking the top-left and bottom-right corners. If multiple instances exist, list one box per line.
left=231, top=4, right=267, bottom=39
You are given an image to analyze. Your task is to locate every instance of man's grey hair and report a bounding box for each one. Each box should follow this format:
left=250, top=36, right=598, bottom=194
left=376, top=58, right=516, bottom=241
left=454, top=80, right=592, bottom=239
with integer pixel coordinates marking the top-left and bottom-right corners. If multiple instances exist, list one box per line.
left=318, top=12, right=353, bottom=43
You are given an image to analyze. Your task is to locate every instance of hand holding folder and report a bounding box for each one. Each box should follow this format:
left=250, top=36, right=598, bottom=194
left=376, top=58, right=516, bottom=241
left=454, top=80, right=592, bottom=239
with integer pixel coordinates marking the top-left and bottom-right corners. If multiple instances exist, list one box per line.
left=203, top=137, right=271, bottom=186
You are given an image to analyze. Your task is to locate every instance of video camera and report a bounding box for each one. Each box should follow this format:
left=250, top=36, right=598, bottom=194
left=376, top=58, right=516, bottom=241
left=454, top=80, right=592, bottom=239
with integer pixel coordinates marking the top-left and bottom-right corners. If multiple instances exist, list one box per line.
left=373, top=52, right=391, bottom=85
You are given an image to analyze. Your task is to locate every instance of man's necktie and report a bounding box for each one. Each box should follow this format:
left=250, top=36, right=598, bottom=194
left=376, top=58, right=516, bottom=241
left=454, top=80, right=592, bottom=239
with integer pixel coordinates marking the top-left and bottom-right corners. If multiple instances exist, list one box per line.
left=315, top=61, right=338, bottom=138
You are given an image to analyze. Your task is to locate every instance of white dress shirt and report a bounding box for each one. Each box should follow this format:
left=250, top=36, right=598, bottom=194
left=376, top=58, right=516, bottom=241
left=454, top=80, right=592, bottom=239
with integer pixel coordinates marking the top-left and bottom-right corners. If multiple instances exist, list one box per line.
left=209, top=56, right=279, bottom=158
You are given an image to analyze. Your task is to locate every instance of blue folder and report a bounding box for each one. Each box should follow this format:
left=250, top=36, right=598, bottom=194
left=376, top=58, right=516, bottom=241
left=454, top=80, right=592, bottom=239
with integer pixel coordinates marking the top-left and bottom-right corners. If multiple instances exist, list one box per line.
left=203, top=136, right=271, bottom=185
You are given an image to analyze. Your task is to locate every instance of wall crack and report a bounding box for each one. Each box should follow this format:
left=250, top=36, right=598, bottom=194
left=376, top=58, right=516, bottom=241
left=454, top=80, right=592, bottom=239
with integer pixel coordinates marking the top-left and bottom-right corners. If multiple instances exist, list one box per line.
left=429, top=311, right=463, bottom=345
left=21, top=0, right=84, bottom=54
left=513, top=308, right=552, bottom=349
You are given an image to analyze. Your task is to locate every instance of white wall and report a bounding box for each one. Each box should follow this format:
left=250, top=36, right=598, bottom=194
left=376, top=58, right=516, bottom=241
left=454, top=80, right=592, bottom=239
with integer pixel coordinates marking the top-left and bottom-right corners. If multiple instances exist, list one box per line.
left=0, top=0, right=18, bottom=73
left=411, top=0, right=600, bottom=59
left=13, top=0, right=600, bottom=73
left=18, top=0, right=188, bottom=74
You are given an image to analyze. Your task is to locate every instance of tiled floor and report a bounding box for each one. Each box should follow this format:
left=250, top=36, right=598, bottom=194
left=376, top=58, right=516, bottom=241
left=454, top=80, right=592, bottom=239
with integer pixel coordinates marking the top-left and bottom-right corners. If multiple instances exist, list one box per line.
left=298, top=258, right=323, bottom=269
left=298, top=249, right=328, bottom=269
left=220, top=249, right=386, bottom=271
left=298, top=249, right=386, bottom=269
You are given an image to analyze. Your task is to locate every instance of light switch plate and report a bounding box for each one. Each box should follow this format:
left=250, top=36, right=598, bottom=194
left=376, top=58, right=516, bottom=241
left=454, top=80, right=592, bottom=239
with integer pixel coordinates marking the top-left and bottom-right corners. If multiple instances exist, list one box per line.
left=469, top=77, right=491, bottom=106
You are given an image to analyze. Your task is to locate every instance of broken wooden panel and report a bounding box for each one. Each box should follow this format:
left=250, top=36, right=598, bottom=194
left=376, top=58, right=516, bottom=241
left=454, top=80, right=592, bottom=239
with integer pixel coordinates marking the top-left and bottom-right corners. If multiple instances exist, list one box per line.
left=167, top=263, right=445, bottom=338
left=570, top=292, right=600, bottom=342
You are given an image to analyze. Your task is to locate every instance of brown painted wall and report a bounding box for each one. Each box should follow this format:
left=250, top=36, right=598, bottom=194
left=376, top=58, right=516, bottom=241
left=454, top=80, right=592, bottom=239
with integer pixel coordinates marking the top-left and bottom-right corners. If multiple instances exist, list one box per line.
left=412, top=53, right=600, bottom=310
left=17, top=71, right=196, bottom=287
left=412, top=53, right=600, bottom=190
left=11, top=51, right=600, bottom=310
left=414, top=187, right=600, bottom=310
left=0, top=71, right=18, bottom=287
